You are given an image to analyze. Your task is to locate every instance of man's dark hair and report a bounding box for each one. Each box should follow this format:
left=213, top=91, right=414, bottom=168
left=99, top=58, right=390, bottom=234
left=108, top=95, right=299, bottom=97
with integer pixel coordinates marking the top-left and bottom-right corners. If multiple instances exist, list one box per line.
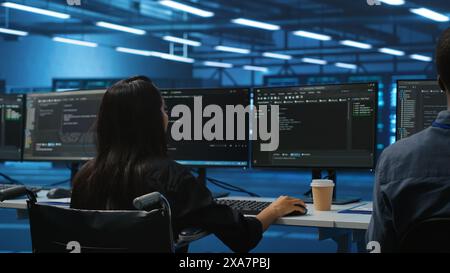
left=436, top=27, right=450, bottom=92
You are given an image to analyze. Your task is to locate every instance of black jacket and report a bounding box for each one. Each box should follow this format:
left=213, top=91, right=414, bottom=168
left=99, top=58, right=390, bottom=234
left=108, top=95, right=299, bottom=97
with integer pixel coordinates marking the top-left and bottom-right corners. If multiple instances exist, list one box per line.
left=70, top=159, right=263, bottom=253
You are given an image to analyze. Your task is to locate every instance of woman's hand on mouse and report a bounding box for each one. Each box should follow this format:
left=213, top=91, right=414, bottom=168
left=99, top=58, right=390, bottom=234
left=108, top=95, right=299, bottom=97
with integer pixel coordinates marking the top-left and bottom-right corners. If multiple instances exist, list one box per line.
left=256, top=196, right=306, bottom=231
left=267, top=196, right=306, bottom=218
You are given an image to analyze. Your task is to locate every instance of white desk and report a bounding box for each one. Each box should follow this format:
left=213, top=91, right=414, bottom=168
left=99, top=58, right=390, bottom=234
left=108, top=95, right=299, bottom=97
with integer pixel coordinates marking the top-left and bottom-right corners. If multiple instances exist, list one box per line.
left=0, top=192, right=372, bottom=252
left=0, top=193, right=372, bottom=229
left=221, top=196, right=371, bottom=230
left=0, top=190, right=70, bottom=210
left=220, top=196, right=372, bottom=253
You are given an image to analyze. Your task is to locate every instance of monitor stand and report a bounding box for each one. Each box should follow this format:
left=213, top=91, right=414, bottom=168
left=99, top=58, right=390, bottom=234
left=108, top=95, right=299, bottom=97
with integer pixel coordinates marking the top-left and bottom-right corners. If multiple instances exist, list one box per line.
left=197, top=168, right=230, bottom=199
left=302, top=169, right=361, bottom=205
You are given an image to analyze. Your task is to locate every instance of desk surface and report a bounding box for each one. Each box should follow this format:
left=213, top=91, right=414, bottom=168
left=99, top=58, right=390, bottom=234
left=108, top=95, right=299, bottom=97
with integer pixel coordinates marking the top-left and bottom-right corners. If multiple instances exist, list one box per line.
left=0, top=192, right=372, bottom=230
left=221, top=197, right=372, bottom=230
left=0, top=190, right=70, bottom=210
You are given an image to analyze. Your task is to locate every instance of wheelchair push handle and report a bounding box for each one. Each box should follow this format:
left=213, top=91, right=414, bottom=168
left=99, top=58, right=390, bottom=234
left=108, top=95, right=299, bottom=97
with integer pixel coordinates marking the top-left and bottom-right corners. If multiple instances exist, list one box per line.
left=133, top=192, right=165, bottom=210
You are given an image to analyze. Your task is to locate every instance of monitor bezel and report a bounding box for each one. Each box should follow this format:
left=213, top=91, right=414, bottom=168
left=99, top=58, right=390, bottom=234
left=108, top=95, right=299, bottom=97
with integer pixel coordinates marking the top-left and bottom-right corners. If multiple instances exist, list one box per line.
left=161, top=87, right=252, bottom=168
left=250, top=82, right=379, bottom=170
left=395, top=79, right=441, bottom=142
left=22, top=89, right=106, bottom=162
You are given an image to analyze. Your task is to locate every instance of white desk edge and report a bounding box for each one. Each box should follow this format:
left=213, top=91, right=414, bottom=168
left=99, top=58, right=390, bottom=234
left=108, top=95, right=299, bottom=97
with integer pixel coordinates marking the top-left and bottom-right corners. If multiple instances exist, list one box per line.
left=0, top=192, right=372, bottom=230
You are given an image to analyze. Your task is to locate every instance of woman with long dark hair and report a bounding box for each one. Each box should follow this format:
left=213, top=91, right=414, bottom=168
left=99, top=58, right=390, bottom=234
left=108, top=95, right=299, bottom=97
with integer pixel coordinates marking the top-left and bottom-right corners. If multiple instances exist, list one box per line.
left=71, top=76, right=306, bottom=252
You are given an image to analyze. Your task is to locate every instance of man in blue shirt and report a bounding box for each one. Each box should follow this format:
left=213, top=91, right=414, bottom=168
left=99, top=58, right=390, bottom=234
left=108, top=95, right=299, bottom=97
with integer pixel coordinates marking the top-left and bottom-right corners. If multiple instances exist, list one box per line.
left=367, top=27, right=450, bottom=252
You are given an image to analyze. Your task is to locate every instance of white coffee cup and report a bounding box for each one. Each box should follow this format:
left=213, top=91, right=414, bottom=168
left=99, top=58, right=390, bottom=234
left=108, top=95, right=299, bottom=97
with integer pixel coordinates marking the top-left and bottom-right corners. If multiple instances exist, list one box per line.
left=310, top=179, right=335, bottom=211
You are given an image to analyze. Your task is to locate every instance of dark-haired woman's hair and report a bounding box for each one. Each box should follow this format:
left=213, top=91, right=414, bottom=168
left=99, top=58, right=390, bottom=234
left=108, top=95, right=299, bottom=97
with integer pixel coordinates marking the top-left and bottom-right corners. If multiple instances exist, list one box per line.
left=73, top=76, right=167, bottom=209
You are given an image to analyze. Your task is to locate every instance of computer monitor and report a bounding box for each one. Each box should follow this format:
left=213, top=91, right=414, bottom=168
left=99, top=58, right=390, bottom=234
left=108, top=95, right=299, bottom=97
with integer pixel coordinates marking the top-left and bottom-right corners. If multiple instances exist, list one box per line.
left=23, top=90, right=105, bottom=161
left=160, top=88, right=250, bottom=167
left=252, top=82, right=378, bottom=169
left=396, top=80, right=447, bottom=140
left=252, top=82, right=378, bottom=204
left=52, top=78, right=122, bottom=92
left=0, top=94, right=25, bottom=161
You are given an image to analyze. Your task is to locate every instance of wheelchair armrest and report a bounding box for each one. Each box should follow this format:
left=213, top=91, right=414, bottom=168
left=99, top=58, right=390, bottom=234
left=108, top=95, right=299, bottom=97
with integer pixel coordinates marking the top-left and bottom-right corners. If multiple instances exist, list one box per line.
left=176, top=228, right=210, bottom=247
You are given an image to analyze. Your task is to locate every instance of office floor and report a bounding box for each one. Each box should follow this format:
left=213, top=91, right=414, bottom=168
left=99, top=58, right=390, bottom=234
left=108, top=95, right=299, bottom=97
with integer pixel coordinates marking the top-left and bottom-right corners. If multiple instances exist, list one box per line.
left=0, top=163, right=374, bottom=253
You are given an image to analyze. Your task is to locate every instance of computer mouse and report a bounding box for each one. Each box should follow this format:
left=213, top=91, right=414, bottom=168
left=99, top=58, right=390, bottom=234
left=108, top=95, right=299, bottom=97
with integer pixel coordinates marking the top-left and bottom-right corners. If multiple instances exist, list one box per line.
left=47, top=188, right=72, bottom=199
left=285, top=204, right=308, bottom=217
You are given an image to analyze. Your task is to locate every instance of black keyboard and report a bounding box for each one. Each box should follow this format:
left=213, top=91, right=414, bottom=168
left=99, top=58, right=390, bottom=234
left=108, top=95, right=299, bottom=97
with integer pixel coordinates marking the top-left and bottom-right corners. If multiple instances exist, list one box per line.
left=0, top=184, right=41, bottom=202
left=215, top=199, right=272, bottom=215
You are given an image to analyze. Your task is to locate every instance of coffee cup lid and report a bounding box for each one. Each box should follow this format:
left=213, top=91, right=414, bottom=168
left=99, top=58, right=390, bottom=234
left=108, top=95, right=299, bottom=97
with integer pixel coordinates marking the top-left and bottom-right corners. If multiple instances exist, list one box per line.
left=310, top=179, right=335, bottom=187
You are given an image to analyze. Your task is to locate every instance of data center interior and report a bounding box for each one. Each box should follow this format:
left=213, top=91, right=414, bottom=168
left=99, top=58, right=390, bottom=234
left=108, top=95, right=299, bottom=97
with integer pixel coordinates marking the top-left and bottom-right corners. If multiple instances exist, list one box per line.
left=0, top=0, right=449, bottom=253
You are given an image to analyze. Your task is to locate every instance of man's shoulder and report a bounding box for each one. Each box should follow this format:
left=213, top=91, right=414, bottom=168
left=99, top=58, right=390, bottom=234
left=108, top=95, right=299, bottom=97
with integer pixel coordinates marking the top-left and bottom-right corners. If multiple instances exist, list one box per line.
left=381, top=129, right=430, bottom=162
left=376, top=130, right=431, bottom=183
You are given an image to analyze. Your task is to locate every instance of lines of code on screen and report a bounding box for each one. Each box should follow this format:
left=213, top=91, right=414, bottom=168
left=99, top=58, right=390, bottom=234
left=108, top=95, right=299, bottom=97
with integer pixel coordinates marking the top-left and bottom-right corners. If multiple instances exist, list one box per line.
left=0, top=94, right=24, bottom=160
left=24, top=90, right=105, bottom=161
left=161, top=88, right=249, bottom=167
left=397, top=80, right=447, bottom=140
left=252, top=83, right=377, bottom=168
